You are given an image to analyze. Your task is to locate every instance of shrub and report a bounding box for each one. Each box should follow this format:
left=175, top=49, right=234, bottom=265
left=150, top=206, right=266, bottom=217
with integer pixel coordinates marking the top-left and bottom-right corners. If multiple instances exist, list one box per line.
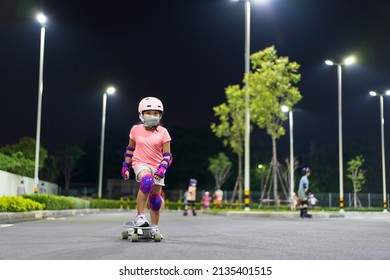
left=23, top=194, right=90, bottom=210
left=0, top=196, right=44, bottom=212
left=89, top=198, right=121, bottom=209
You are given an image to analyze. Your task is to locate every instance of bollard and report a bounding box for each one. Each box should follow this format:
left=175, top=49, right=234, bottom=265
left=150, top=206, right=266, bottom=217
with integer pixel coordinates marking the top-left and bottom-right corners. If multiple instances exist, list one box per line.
left=120, top=197, right=123, bottom=210
left=235, top=200, right=239, bottom=209
left=126, top=198, right=130, bottom=210
left=177, top=199, right=181, bottom=210
left=165, top=198, right=169, bottom=210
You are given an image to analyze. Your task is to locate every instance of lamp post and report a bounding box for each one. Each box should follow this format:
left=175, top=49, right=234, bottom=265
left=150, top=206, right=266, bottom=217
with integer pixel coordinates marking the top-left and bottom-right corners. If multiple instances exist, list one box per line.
left=233, top=0, right=269, bottom=210
left=281, top=105, right=294, bottom=209
left=325, top=56, right=355, bottom=211
left=243, top=0, right=251, bottom=211
left=33, top=13, right=47, bottom=193
left=98, top=86, right=116, bottom=199
left=369, top=90, right=390, bottom=212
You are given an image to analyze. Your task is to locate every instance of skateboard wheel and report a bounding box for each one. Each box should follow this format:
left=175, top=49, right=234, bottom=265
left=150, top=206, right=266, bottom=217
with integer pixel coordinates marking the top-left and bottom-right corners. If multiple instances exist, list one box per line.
left=122, top=231, right=129, bottom=239
left=154, top=232, right=162, bottom=242
left=130, top=233, right=138, bottom=242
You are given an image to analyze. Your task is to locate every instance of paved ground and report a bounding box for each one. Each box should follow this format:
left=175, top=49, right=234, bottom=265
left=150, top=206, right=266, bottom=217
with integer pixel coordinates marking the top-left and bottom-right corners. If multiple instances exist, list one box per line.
left=1, top=209, right=390, bottom=260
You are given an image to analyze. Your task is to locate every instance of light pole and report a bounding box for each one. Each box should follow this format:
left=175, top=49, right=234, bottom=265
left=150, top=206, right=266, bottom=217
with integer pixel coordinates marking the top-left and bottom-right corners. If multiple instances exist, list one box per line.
left=233, top=0, right=269, bottom=210
left=33, top=13, right=47, bottom=193
left=243, top=0, right=251, bottom=211
left=369, top=90, right=390, bottom=212
left=325, top=56, right=355, bottom=211
left=281, top=105, right=294, bottom=209
left=98, top=86, right=116, bottom=199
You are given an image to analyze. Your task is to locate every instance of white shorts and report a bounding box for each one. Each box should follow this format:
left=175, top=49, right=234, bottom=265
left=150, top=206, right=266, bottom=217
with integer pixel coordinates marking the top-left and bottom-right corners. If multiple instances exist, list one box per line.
left=134, top=163, right=165, bottom=186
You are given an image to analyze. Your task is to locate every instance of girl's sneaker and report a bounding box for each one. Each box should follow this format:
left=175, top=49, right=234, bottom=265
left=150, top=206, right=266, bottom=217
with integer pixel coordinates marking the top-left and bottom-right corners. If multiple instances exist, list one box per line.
left=134, top=214, right=149, bottom=227
left=149, top=226, right=163, bottom=239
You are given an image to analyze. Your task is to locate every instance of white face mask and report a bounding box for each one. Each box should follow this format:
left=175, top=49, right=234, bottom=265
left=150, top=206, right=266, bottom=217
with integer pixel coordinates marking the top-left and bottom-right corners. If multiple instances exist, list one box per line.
left=144, top=116, right=160, bottom=127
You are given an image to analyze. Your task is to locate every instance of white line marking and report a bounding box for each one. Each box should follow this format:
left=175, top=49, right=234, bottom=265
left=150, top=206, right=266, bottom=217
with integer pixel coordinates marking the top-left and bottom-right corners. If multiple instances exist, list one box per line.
left=0, top=224, right=14, bottom=228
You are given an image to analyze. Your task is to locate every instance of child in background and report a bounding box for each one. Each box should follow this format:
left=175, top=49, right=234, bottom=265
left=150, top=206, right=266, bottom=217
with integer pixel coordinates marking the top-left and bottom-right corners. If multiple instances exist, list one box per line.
left=183, top=179, right=197, bottom=216
left=202, top=191, right=212, bottom=210
left=309, top=193, right=319, bottom=210
left=213, top=188, right=223, bottom=208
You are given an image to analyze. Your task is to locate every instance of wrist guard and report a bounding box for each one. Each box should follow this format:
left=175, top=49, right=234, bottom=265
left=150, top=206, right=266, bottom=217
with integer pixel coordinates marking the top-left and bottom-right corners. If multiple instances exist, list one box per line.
left=154, top=152, right=172, bottom=178
left=121, top=161, right=131, bottom=179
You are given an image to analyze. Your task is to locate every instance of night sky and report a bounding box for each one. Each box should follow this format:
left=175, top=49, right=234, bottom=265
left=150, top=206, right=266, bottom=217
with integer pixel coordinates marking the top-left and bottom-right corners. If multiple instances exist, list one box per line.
left=1, top=0, right=390, bottom=168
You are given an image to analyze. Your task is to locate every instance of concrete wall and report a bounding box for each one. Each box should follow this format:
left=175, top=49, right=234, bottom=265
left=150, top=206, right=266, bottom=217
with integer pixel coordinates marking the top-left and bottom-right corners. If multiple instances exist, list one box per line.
left=0, top=170, right=58, bottom=196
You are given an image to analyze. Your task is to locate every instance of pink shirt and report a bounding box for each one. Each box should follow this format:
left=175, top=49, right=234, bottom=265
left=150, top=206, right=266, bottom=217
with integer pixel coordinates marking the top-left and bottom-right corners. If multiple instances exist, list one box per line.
left=130, top=124, right=171, bottom=170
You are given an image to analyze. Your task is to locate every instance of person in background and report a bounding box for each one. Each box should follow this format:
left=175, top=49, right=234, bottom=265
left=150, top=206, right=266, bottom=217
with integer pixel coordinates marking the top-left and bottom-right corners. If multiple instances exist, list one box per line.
left=38, top=182, right=46, bottom=194
left=290, top=191, right=298, bottom=211
left=309, top=193, right=319, bottom=210
left=202, top=191, right=212, bottom=210
left=297, top=167, right=312, bottom=219
left=17, top=180, right=26, bottom=196
left=213, top=187, right=223, bottom=208
left=183, top=179, right=197, bottom=216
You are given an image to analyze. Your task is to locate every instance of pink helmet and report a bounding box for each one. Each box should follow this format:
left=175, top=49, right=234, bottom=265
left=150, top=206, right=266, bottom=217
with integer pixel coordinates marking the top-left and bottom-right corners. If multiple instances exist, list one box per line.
left=138, top=97, right=164, bottom=115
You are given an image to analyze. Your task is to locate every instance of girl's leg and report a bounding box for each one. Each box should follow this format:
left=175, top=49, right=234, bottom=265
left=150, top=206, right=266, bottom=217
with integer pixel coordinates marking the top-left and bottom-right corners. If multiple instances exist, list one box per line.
left=135, top=170, right=154, bottom=226
left=136, top=189, right=148, bottom=214
left=150, top=185, right=162, bottom=225
left=136, top=169, right=153, bottom=213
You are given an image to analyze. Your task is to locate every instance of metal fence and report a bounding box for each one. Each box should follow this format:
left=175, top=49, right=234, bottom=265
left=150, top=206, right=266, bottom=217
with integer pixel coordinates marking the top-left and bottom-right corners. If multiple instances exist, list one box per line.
left=163, top=189, right=389, bottom=209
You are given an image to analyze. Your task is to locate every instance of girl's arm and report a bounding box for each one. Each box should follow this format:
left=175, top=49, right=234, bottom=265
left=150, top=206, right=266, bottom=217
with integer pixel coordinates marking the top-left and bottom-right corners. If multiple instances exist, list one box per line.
left=154, top=141, right=172, bottom=180
left=121, top=139, right=136, bottom=180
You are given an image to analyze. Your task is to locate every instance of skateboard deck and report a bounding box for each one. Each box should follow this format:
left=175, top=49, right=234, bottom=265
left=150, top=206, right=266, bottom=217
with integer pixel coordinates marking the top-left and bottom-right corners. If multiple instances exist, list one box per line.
left=122, top=221, right=162, bottom=242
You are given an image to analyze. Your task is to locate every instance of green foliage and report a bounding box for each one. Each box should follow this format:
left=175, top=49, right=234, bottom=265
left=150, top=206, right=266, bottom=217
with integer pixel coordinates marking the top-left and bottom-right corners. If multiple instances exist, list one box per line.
left=89, top=199, right=121, bottom=209
left=0, top=151, right=35, bottom=177
left=23, top=194, right=90, bottom=210
left=247, top=45, right=302, bottom=140
left=211, top=85, right=246, bottom=194
left=347, top=155, right=366, bottom=193
left=208, top=152, right=232, bottom=190
left=0, top=137, right=48, bottom=177
left=211, top=85, right=246, bottom=156
left=0, top=137, right=48, bottom=167
left=0, top=196, right=44, bottom=212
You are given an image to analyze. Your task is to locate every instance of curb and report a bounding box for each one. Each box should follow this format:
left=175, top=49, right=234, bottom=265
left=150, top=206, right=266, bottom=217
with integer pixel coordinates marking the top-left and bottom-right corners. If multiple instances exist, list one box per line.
left=0, top=209, right=102, bottom=224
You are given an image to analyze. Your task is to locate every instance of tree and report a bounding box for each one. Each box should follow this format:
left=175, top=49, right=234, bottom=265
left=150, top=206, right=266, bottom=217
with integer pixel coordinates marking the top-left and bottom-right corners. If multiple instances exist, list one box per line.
left=40, top=155, right=60, bottom=183
left=0, top=137, right=48, bottom=177
left=55, top=145, right=85, bottom=195
left=211, top=84, right=248, bottom=204
left=208, top=152, right=232, bottom=191
left=0, top=151, right=35, bottom=177
left=347, top=155, right=366, bottom=208
left=247, top=45, right=302, bottom=207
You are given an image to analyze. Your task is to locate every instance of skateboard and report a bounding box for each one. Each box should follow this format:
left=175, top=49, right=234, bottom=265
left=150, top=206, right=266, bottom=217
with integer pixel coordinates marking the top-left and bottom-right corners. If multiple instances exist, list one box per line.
left=122, top=221, right=162, bottom=242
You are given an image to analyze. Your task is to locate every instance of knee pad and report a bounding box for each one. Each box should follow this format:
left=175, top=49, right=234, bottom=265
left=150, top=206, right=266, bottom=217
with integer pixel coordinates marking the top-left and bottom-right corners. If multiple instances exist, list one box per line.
left=140, top=174, right=154, bottom=193
left=148, top=193, right=163, bottom=211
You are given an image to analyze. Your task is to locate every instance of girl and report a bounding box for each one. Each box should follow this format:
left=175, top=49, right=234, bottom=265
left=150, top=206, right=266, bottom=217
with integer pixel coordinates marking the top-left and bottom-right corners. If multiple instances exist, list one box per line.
left=202, top=191, right=212, bottom=210
left=183, top=179, right=197, bottom=216
left=121, top=97, right=172, bottom=238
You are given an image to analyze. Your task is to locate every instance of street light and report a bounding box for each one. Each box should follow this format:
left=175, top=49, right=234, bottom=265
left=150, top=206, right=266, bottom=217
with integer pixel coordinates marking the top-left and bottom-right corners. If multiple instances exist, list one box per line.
left=369, top=90, right=390, bottom=212
left=282, top=105, right=295, bottom=210
left=325, top=55, right=355, bottom=211
left=33, top=12, right=47, bottom=193
left=244, top=0, right=251, bottom=211
left=233, top=0, right=270, bottom=211
left=98, top=86, right=116, bottom=199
